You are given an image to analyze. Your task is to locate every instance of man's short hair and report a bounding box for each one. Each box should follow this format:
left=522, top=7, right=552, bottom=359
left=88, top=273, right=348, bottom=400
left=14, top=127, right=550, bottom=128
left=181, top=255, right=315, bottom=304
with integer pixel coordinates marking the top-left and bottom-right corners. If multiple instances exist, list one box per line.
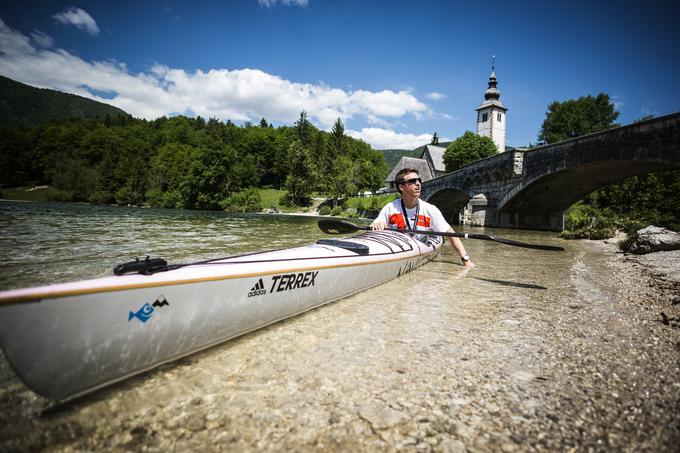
left=394, top=168, right=420, bottom=194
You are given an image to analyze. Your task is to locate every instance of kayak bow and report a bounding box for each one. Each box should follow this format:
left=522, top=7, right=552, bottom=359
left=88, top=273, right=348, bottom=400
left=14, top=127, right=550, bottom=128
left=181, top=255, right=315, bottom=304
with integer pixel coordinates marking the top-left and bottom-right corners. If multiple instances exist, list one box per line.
left=0, top=230, right=441, bottom=400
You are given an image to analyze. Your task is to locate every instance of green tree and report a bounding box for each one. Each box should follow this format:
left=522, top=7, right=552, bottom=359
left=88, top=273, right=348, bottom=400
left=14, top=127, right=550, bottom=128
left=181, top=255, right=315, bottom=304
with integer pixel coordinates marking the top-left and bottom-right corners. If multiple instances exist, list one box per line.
left=443, top=131, right=497, bottom=172
left=358, top=159, right=384, bottom=193
left=184, top=145, right=241, bottom=210
left=0, top=127, right=39, bottom=186
left=221, top=188, right=262, bottom=213
left=146, top=143, right=195, bottom=208
left=330, top=117, right=345, bottom=150
left=295, top=111, right=313, bottom=146
left=318, top=118, right=350, bottom=205
left=50, top=157, right=99, bottom=201
left=284, top=140, right=317, bottom=206
left=538, top=93, right=619, bottom=144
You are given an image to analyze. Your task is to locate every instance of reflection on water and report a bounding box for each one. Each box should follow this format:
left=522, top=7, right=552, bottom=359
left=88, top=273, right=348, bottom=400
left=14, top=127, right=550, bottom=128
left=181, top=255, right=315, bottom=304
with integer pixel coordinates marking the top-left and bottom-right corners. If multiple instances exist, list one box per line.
left=0, top=201, right=327, bottom=290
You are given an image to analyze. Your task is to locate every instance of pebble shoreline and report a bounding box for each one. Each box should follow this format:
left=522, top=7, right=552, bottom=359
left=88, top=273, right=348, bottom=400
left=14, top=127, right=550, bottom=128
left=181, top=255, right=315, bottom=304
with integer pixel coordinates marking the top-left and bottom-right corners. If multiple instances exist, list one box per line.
left=1, top=239, right=679, bottom=451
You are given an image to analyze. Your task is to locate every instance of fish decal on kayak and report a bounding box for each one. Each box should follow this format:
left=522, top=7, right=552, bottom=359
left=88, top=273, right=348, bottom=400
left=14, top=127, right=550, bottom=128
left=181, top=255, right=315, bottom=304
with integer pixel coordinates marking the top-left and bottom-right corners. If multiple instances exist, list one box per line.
left=128, top=296, right=170, bottom=323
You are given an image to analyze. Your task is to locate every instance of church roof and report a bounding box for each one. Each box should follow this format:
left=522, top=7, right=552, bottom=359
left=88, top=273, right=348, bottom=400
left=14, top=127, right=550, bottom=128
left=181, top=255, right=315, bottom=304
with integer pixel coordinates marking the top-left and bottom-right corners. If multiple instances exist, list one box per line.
left=422, top=145, right=447, bottom=172
left=476, top=66, right=507, bottom=111
left=385, top=156, right=433, bottom=183
left=476, top=99, right=507, bottom=111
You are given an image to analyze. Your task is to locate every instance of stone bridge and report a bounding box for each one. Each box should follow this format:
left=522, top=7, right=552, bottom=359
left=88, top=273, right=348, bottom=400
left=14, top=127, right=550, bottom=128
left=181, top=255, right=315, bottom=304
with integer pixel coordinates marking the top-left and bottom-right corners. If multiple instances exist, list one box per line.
left=421, top=112, right=680, bottom=231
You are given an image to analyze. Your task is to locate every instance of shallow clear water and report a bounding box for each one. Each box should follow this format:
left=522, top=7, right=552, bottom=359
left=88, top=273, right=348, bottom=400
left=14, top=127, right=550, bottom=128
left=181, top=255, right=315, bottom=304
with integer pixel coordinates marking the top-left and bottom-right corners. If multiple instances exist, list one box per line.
left=0, top=201, right=324, bottom=291
left=3, top=201, right=678, bottom=451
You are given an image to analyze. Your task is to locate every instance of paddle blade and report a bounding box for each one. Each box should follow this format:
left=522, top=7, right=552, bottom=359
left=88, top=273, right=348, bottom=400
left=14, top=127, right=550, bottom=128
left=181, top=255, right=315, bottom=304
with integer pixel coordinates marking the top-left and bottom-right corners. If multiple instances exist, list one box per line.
left=467, top=234, right=565, bottom=251
left=318, top=219, right=363, bottom=234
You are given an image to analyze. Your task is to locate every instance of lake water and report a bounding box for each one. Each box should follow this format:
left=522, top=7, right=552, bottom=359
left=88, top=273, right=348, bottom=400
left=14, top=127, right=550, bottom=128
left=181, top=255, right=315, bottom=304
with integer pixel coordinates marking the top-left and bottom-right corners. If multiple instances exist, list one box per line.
left=8, top=200, right=676, bottom=450
left=0, top=200, right=566, bottom=291
left=0, top=201, right=326, bottom=291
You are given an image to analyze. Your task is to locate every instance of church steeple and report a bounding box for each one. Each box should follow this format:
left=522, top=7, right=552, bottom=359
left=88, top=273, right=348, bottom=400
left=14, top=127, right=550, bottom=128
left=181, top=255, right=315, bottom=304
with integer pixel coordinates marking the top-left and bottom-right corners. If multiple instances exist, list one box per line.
left=476, top=56, right=507, bottom=153
left=480, top=56, right=504, bottom=108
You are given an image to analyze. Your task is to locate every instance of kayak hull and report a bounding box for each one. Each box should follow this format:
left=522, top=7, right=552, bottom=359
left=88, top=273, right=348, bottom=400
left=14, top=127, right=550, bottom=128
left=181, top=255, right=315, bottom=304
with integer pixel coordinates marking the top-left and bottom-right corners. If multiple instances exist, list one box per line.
left=0, top=231, right=441, bottom=400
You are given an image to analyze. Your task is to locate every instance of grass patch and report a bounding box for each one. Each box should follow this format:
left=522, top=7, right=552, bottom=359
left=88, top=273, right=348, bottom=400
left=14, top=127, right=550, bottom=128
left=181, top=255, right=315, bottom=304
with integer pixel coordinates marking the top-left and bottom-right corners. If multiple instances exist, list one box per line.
left=345, top=193, right=398, bottom=217
left=257, top=188, right=312, bottom=213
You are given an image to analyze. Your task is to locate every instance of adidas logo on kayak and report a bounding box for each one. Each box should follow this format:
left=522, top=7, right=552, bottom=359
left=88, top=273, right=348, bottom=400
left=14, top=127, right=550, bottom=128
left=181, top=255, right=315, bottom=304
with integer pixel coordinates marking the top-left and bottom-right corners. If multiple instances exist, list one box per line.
left=248, top=278, right=267, bottom=297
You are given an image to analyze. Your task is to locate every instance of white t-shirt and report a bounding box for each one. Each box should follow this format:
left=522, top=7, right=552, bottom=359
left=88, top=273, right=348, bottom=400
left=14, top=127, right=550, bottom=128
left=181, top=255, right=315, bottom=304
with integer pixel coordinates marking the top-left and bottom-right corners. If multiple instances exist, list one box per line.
left=374, top=198, right=450, bottom=244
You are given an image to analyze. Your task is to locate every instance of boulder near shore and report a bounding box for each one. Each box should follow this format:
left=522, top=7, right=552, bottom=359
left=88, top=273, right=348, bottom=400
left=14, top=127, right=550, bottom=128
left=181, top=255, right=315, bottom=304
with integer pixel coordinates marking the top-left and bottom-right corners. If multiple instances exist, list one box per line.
left=624, top=225, right=680, bottom=255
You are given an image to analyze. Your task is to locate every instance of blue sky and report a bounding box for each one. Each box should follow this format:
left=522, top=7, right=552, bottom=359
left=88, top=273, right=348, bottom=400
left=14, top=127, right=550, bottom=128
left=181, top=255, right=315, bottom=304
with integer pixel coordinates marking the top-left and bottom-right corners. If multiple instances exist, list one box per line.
left=1, top=0, right=679, bottom=149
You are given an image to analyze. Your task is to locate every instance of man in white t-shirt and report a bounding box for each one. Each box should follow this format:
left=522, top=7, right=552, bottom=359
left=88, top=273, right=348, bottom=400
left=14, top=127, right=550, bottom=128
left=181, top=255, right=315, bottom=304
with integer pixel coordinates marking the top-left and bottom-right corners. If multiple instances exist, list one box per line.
left=371, top=168, right=475, bottom=267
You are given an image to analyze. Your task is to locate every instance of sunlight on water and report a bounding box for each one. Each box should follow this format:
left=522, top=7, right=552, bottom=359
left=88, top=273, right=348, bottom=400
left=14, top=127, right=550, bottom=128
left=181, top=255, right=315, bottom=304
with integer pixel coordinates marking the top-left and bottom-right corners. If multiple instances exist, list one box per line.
left=0, top=202, right=325, bottom=290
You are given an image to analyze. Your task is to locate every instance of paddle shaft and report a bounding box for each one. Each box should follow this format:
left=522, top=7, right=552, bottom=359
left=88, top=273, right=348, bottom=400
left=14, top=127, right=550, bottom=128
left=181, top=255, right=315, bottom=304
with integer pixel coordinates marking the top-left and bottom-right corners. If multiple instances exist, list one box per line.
left=318, top=219, right=565, bottom=251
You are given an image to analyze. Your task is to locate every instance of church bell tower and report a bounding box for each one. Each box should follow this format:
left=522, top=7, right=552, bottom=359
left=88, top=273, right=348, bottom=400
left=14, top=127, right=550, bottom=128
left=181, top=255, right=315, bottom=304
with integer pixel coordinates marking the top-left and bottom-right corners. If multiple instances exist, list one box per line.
left=476, top=57, right=507, bottom=153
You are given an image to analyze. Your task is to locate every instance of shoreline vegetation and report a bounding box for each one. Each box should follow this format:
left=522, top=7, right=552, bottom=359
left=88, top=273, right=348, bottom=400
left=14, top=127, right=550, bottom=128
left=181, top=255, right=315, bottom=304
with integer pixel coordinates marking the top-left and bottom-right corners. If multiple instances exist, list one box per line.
left=0, top=114, right=389, bottom=214
left=0, top=185, right=398, bottom=220
left=4, top=185, right=677, bottom=246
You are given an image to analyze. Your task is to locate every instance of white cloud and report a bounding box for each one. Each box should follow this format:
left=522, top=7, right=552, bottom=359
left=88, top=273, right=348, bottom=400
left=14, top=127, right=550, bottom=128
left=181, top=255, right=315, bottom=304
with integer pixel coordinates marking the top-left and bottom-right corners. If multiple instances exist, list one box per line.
left=426, top=91, right=446, bottom=101
left=0, top=19, right=430, bottom=138
left=347, top=128, right=447, bottom=150
left=30, top=30, right=54, bottom=48
left=52, top=7, right=100, bottom=35
left=611, top=94, right=624, bottom=111
left=258, top=0, right=309, bottom=7
left=440, top=113, right=459, bottom=121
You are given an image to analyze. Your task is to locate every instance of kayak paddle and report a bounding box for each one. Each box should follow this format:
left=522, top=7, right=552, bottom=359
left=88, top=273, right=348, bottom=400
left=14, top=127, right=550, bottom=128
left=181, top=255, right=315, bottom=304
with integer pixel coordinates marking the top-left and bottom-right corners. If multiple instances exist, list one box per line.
left=318, top=219, right=565, bottom=252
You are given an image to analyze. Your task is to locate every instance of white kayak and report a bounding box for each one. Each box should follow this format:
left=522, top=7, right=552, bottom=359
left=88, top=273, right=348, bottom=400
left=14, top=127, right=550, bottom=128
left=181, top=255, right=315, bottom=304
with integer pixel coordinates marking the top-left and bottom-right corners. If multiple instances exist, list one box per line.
left=0, top=230, right=442, bottom=400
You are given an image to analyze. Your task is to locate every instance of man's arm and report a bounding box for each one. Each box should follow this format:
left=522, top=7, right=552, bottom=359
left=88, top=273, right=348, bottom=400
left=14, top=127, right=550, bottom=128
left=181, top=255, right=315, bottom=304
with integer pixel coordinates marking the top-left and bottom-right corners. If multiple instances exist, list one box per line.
left=370, top=204, right=390, bottom=230
left=447, top=228, right=475, bottom=268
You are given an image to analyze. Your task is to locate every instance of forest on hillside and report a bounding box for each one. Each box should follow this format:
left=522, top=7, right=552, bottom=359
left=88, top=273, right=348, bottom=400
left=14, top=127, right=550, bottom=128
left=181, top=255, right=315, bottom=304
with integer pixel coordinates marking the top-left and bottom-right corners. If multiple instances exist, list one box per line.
left=0, top=75, right=128, bottom=127
left=0, top=113, right=388, bottom=210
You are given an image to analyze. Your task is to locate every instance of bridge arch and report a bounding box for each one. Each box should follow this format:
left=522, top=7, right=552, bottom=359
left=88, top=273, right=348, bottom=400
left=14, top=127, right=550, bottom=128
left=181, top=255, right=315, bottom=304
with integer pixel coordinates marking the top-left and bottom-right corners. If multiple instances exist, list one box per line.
left=420, top=113, right=680, bottom=230
left=498, top=159, right=679, bottom=215
left=424, top=187, right=471, bottom=223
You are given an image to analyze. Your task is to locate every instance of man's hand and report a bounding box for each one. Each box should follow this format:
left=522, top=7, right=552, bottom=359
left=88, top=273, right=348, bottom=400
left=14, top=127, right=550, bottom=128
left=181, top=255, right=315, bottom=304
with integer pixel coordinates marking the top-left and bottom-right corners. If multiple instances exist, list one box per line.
left=371, top=221, right=387, bottom=230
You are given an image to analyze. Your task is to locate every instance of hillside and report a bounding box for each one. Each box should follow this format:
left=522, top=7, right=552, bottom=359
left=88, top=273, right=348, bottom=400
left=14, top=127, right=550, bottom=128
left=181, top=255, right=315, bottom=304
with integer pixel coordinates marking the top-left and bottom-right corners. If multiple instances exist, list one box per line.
left=380, top=148, right=422, bottom=170
left=0, top=75, right=129, bottom=127
left=380, top=141, right=453, bottom=171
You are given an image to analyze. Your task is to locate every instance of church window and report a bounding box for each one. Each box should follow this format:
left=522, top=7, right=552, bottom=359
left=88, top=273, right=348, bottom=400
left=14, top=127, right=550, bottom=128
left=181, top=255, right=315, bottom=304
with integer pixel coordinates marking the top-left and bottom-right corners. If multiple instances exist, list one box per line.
left=497, top=112, right=502, bottom=122
left=482, top=113, right=488, bottom=122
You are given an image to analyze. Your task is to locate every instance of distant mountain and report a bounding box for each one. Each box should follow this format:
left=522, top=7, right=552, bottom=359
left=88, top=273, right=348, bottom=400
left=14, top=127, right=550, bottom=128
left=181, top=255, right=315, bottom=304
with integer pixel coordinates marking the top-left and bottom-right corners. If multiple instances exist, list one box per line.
left=380, top=141, right=454, bottom=171
left=380, top=148, right=423, bottom=170
left=0, top=75, right=129, bottom=127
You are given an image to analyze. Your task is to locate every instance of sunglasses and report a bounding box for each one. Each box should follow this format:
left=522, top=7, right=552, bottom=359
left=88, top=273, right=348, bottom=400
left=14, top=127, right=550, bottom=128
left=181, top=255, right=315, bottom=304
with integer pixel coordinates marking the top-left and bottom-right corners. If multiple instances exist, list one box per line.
left=399, top=177, right=422, bottom=186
